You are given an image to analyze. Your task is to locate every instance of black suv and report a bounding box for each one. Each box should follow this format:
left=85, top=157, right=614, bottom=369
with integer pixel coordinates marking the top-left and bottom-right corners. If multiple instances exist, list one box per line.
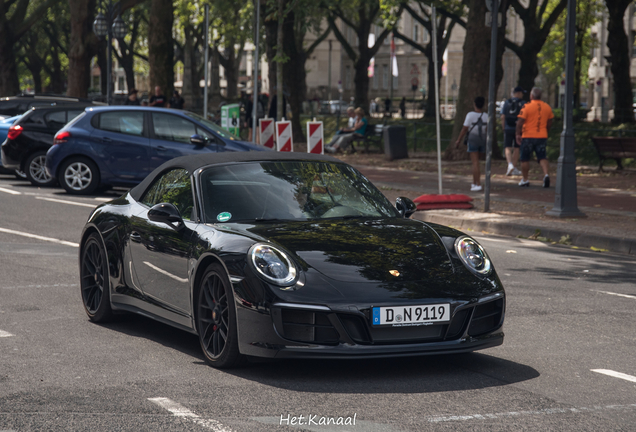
left=0, top=94, right=103, bottom=117
left=1, top=105, right=91, bottom=186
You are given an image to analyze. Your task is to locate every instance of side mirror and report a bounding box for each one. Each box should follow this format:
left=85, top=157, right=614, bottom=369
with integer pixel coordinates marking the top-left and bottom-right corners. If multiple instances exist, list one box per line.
left=395, top=197, right=417, bottom=218
left=148, top=203, right=184, bottom=230
left=190, top=134, right=206, bottom=145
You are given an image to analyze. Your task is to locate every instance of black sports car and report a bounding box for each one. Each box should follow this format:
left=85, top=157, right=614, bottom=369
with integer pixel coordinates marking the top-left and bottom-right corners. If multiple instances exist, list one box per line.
left=80, top=152, right=505, bottom=368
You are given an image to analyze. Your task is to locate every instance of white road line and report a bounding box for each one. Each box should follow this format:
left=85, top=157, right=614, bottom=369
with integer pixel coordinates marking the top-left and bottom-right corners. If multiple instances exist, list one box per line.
left=0, top=330, right=14, bottom=337
left=0, top=227, right=79, bottom=247
left=143, top=261, right=188, bottom=283
left=148, top=397, right=233, bottom=432
left=427, top=403, right=636, bottom=423
left=594, top=290, right=636, bottom=300
left=35, top=196, right=96, bottom=208
left=1, top=283, right=78, bottom=290
left=0, top=187, right=21, bottom=195
left=592, top=369, right=636, bottom=383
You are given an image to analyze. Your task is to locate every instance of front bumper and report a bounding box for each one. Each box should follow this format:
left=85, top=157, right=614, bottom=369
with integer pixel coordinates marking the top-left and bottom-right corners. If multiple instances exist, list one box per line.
left=236, top=293, right=505, bottom=360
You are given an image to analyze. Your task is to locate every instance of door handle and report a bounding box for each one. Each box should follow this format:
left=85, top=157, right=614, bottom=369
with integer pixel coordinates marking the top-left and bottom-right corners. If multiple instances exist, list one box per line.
left=130, top=232, right=141, bottom=243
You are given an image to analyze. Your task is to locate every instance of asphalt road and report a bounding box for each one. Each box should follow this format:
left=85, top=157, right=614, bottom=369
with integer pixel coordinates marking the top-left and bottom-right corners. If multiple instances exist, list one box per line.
left=1, top=174, right=635, bottom=432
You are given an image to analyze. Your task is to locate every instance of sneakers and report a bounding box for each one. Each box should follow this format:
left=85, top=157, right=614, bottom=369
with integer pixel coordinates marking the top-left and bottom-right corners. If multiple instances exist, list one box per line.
left=506, top=164, right=514, bottom=176
left=470, top=184, right=483, bottom=192
left=543, top=175, right=550, bottom=188
left=512, top=168, right=522, bottom=176
left=518, top=179, right=530, bottom=187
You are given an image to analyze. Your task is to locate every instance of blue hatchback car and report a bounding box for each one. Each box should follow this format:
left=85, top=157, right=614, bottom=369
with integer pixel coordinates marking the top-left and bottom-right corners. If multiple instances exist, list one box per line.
left=45, top=106, right=267, bottom=194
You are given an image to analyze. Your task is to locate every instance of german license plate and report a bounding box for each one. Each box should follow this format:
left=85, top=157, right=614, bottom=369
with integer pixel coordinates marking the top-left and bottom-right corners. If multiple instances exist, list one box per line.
left=372, top=304, right=450, bottom=326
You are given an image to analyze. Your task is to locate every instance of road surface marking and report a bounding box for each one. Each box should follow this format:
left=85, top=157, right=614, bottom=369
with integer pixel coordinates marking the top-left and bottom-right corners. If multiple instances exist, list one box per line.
left=0, top=187, right=20, bottom=195
left=143, top=262, right=188, bottom=283
left=35, top=196, right=96, bottom=208
left=94, top=197, right=112, bottom=202
left=427, top=403, right=636, bottom=423
left=1, top=283, right=78, bottom=290
left=0, top=330, right=14, bottom=337
left=148, top=397, right=233, bottom=432
left=594, top=290, right=636, bottom=300
left=591, top=369, right=636, bottom=383
left=0, top=227, right=79, bottom=247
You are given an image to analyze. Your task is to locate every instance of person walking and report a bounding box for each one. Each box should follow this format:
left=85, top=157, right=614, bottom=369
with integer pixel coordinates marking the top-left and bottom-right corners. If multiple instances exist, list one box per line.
left=454, top=96, right=487, bottom=192
left=124, top=88, right=140, bottom=105
left=169, top=90, right=185, bottom=109
left=516, top=87, right=554, bottom=188
left=500, top=86, right=525, bottom=176
left=149, top=86, right=166, bottom=107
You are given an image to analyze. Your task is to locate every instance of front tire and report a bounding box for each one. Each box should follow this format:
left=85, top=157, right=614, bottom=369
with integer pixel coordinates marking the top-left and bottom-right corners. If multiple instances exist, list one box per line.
left=80, top=233, right=113, bottom=322
left=59, top=157, right=100, bottom=195
left=25, top=151, right=56, bottom=187
left=196, top=263, right=244, bottom=368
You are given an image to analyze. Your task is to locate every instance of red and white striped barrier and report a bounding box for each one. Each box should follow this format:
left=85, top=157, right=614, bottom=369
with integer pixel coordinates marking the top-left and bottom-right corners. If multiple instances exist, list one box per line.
left=306, top=120, right=323, bottom=154
left=259, top=118, right=275, bottom=149
left=275, top=119, right=293, bottom=152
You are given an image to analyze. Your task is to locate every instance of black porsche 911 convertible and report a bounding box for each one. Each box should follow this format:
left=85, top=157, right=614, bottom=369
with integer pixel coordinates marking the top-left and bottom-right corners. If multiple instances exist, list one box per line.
left=79, top=152, right=505, bottom=368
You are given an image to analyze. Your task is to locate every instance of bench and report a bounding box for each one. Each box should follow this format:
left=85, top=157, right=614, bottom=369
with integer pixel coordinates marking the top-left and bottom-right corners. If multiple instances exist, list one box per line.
left=591, top=137, right=636, bottom=171
left=352, top=124, right=384, bottom=153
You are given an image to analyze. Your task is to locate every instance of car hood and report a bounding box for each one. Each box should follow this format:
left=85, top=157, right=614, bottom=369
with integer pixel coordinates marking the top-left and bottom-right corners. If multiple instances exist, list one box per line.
left=245, top=218, right=454, bottom=283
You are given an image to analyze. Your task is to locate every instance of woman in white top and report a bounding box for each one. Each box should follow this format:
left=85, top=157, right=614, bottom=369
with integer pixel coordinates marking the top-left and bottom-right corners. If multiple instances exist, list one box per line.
left=454, top=96, right=487, bottom=192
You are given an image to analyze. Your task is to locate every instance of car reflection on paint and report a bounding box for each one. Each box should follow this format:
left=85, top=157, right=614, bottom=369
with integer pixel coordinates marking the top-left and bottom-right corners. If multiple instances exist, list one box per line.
left=79, top=152, right=505, bottom=368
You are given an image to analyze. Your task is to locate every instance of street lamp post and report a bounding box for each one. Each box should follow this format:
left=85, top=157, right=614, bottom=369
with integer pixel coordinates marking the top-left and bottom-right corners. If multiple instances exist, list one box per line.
left=93, top=0, right=127, bottom=105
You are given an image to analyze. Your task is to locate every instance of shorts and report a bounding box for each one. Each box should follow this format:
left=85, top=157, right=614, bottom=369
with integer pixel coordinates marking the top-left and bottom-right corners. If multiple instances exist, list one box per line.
left=504, top=131, right=519, bottom=148
left=467, top=140, right=485, bottom=153
left=520, top=138, right=547, bottom=162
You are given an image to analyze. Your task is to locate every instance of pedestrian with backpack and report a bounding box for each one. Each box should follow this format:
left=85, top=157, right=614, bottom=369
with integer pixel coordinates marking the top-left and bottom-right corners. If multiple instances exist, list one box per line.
left=455, top=96, right=487, bottom=192
left=500, top=87, right=526, bottom=176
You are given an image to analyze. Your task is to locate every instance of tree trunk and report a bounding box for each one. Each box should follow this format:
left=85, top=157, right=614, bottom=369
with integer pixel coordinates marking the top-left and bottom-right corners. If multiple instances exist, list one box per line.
left=606, top=0, right=634, bottom=124
left=265, top=11, right=277, bottom=112
left=353, top=23, right=372, bottom=113
left=49, top=45, right=66, bottom=93
left=96, top=40, right=107, bottom=97
left=283, top=9, right=306, bottom=144
left=276, top=0, right=284, bottom=120
left=182, top=25, right=195, bottom=109
left=516, top=50, right=539, bottom=100
left=67, top=0, right=97, bottom=98
left=148, top=0, right=174, bottom=98
left=423, top=22, right=446, bottom=118
left=209, top=42, right=223, bottom=109
left=446, top=0, right=506, bottom=161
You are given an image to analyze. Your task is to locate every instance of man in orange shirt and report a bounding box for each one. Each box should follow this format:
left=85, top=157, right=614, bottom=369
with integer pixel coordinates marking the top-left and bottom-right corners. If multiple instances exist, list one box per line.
left=515, top=87, right=554, bottom=187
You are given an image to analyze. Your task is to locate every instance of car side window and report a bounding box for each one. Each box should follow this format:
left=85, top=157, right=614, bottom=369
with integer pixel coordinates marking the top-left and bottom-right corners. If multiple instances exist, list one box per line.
left=96, top=111, right=144, bottom=136
left=152, top=112, right=196, bottom=143
left=140, top=168, right=194, bottom=221
left=197, top=127, right=214, bottom=142
left=45, top=111, right=67, bottom=130
left=67, top=110, right=84, bottom=122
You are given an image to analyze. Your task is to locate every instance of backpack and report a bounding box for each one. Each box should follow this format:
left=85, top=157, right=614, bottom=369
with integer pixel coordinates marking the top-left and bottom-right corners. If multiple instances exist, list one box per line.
left=465, top=113, right=486, bottom=147
left=504, top=97, right=525, bottom=128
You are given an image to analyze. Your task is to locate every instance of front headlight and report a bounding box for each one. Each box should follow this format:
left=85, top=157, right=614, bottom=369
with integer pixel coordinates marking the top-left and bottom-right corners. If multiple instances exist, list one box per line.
left=454, top=236, right=492, bottom=275
left=249, top=243, right=298, bottom=286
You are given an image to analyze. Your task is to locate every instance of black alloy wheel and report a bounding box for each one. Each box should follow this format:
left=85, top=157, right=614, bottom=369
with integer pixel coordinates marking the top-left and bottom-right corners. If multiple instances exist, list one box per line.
left=80, top=233, right=113, bottom=322
left=196, top=263, right=243, bottom=368
left=59, top=157, right=100, bottom=195
left=25, top=151, right=56, bottom=187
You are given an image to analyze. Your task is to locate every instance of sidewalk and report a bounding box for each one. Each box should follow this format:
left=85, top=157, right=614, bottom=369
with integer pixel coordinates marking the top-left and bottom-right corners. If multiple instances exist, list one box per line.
left=335, top=152, right=636, bottom=256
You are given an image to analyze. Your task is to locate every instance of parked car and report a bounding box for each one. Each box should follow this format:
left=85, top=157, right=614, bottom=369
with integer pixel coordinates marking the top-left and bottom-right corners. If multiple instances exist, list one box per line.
left=1, top=105, right=92, bottom=186
left=79, top=151, right=505, bottom=368
left=0, top=115, right=26, bottom=178
left=0, top=94, right=104, bottom=117
left=320, top=100, right=350, bottom=114
left=45, top=106, right=268, bottom=195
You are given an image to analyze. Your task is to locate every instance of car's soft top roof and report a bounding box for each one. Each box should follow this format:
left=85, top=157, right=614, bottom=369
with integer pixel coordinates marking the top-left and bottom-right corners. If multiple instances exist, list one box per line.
left=129, top=151, right=343, bottom=201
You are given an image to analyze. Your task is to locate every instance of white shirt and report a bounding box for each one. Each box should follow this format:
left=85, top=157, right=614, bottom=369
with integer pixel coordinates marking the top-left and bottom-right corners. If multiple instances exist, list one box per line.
left=463, top=111, right=487, bottom=144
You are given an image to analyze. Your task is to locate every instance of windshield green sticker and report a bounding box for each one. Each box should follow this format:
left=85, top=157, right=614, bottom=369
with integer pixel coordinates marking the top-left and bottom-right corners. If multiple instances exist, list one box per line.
left=217, top=212, right=232, bottom=222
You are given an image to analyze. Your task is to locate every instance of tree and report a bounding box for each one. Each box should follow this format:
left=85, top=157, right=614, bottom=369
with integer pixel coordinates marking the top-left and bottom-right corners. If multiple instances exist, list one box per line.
left=0, top=0, right=62, bottom=95
left=444, top=0, right=508, bottom=161
left=605, top=0, right=634, bottom=123
left=148, top=0, right=174, bottom=98
left=505, top=0, right=568, bottom=96
left=326, top=0, right=403, bottom=112
left=113, top=5, right=147, bottom=95
left=393, top=2, right=457, bottom=118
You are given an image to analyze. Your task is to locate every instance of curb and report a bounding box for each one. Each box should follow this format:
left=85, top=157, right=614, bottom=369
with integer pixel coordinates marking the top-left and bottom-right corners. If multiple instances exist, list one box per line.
left=413, top=211, right=636, bottom=256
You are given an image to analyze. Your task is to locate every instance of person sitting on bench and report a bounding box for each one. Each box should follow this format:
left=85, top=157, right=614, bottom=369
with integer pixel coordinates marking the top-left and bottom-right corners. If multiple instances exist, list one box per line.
left=325, top=107, right=368, bottom=154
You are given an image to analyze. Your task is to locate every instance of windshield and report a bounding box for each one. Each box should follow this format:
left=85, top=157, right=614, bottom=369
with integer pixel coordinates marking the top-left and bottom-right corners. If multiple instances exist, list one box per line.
left=184, top=111, right=240, bottom=141
left=200, top=161, right=399, bottom=223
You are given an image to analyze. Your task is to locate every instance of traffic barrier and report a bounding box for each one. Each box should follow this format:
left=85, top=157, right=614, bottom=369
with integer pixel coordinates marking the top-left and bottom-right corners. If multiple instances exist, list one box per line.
left=259, top=118, right=275, bottom=149
left=306, top=120, right=323, bottom=154
left=276, top=119, right=293, bottom=152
